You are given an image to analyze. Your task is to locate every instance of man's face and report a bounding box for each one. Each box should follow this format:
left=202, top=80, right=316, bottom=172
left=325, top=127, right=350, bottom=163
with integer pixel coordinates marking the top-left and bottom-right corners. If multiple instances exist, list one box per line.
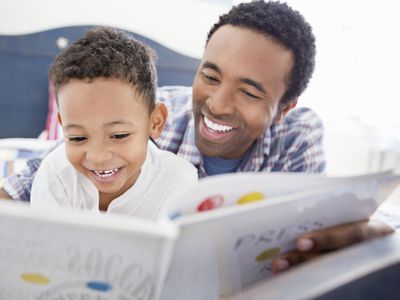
left=192, top=25, right=294, bottom=159
left=57, top=78, right=151, bottom=206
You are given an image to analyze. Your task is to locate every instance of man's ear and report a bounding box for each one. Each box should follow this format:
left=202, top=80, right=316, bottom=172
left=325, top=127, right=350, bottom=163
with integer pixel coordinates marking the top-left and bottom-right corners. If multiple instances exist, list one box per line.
left=149, top=103, right=168, bottom=139
left=57, top=112, right=63, bottom=125
left=274, top=100, right=297, bottom=124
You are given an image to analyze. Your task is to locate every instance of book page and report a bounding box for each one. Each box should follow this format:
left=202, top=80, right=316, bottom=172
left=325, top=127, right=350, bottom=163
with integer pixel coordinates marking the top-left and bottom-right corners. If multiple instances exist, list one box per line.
left=0, top=202, right=177, bottom=300
left=168, top=171, right=400, bottom=297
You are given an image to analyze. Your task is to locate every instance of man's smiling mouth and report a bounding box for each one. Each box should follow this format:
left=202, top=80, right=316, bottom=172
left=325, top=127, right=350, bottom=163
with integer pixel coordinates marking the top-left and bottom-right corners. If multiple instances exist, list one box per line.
left=203, top=116, right=234, bottom=133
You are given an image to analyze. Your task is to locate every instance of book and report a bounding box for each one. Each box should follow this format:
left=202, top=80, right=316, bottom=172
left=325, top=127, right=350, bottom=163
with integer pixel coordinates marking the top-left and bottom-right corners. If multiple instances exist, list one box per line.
left=0, top=170, right=399, bottom=300
left=227, top=231, right=400, bottom=300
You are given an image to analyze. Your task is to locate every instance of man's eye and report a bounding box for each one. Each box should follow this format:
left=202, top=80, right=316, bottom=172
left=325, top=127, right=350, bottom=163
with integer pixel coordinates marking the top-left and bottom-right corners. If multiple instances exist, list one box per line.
left=201, top=72, right=219, bottom=83
left=111, top=133, right=130, bottom=140
left=68, top=136, right=86, bottom=142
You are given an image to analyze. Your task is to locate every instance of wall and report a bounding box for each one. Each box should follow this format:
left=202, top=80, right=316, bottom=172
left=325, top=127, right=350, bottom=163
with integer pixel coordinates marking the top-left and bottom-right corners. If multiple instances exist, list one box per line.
left=2, top=0, right=400, bottom=175
left=0, top=0, right=231, bottom=58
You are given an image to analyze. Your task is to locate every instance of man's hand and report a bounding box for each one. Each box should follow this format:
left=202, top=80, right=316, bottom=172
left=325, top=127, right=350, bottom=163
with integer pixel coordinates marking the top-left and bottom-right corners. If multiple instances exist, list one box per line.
left=271, top=219, right=395, bottom=273
left=0, top=187, right=12, bottom=200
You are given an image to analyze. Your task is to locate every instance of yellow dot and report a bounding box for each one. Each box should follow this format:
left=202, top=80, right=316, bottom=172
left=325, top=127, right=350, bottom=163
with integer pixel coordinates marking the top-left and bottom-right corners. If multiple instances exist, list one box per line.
left=237, top=192, right=265, bottom=205
left=256, top=248, right=281, bottom=262
left=21, top=273, right=50, bottom=285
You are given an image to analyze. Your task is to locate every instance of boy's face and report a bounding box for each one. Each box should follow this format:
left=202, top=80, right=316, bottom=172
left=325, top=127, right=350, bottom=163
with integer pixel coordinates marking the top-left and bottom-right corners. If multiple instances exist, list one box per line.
left=57, top=78, right=163, bottom=205
left=192, top=25, right=295, bottom=159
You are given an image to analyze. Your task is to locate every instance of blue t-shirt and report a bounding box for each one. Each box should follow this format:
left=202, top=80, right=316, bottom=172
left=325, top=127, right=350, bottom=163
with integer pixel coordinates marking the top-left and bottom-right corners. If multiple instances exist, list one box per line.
left=203, top=151, right=251, bottom=176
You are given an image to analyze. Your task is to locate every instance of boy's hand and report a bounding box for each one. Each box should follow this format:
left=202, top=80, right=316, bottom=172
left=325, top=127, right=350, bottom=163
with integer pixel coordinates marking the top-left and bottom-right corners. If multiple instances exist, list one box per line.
left=271, top=219, right=395, bottom=273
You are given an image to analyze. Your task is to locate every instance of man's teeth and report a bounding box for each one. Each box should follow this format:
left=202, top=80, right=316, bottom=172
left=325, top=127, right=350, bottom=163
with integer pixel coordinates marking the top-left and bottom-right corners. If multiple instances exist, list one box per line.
left=93, top=168, right=119, bottom=177
left=204, top=116, right=233, bottom=132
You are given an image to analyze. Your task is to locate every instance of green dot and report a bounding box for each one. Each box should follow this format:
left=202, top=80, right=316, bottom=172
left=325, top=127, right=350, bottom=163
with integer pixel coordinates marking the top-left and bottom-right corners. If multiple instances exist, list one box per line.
left=256, top=247, right=280, bottom=262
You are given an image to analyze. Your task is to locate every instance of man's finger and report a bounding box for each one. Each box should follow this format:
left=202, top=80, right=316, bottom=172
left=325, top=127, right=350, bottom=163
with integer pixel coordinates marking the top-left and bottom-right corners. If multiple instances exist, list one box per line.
left=297, top=219, right=394, bottom=252
left=271, top=250, right=323, bottom=273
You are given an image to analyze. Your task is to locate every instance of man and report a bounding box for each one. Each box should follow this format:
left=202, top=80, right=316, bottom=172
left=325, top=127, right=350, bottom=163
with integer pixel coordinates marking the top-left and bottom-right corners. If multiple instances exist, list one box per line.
left=0, top=0, right=393, bottom=272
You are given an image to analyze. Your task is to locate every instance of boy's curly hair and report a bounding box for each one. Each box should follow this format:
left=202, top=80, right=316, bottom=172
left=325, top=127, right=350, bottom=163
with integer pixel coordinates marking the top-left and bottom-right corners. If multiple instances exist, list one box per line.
left=49, top=26, right=157, bottom=112
left=207, top=0, right=316, bottom=107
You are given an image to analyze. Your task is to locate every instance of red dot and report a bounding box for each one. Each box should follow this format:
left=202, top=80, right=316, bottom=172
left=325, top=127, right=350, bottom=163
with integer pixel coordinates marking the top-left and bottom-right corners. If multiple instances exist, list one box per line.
left=197, top=195, right=224, bottom=212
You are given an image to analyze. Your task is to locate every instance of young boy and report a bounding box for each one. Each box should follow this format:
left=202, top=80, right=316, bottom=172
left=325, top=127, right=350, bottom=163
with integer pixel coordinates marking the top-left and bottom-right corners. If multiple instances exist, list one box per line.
left=30, top=27, right=198, bottom=219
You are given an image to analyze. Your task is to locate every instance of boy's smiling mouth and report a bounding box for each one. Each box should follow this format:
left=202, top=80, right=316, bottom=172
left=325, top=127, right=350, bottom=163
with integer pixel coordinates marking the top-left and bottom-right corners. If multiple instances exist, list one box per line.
left=88, top=167, right=124, bottom=183
left=92, top=168, right=121, bottom=178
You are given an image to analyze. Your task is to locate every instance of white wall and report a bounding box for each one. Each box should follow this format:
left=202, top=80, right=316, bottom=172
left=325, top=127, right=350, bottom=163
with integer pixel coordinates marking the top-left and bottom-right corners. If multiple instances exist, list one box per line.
left=2, top=0, right=400, bottom=175
left=0, top=0, right=231, bottom=58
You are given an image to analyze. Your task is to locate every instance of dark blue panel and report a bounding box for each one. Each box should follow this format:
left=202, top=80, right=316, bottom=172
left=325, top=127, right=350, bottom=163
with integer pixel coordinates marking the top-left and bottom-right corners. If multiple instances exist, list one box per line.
left=312, top=261, right=400, bottom=300
left=0, top=25, right=200, bottom=138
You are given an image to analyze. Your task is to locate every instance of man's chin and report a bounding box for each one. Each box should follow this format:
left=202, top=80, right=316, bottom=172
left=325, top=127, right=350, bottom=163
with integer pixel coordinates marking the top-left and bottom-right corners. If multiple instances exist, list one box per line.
left=195, top=137, right=227, bottom=158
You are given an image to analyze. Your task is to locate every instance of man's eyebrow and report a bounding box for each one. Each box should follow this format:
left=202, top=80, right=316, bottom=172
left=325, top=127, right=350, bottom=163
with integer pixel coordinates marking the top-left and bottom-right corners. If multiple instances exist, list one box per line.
left=240, top=77, right=267, bottom=94
left=201, top=61, right=221, bottom=73
left=202, top=61, right=267, bottom=95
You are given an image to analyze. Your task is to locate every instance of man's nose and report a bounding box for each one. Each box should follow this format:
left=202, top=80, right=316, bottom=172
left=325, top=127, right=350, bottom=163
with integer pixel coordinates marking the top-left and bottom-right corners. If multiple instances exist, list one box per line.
left=206, top=85, right=235, bottom=115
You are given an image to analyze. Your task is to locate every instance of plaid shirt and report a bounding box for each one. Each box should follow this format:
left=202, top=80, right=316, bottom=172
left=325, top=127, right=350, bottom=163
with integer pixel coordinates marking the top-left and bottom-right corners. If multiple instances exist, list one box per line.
left=156, top=86, right=325, bottom=178
left=3, top=86, right=325, bottom=201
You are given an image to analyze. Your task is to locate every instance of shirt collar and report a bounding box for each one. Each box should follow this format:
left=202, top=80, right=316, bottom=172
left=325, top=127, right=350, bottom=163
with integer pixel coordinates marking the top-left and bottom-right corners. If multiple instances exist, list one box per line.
left=176, top=118, right=274, bottom=175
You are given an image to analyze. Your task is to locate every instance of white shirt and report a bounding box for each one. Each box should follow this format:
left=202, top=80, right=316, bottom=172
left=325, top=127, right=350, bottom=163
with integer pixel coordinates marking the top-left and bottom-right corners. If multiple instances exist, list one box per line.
left=31, top=141, right=198, bottom=219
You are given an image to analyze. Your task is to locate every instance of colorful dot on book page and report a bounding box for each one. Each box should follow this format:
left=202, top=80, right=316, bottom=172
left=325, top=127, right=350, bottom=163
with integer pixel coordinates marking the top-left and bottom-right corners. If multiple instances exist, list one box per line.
left=86, top=281, right=112, bottom=292
left=236, top=192, right=265, bottom=205
left=20, top=273, right=50, bottom=285
left=169, top=210, right=182, bottom=220
left=255, top=247, right=280, bottom=262
left=197, top=195, right=224, bottom=212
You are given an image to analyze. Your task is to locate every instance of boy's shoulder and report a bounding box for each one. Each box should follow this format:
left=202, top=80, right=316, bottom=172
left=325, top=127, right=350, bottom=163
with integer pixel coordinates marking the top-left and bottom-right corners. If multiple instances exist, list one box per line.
left=148, top=141, right=197, bottom=178
left=40, top=142, right=73, bottom=175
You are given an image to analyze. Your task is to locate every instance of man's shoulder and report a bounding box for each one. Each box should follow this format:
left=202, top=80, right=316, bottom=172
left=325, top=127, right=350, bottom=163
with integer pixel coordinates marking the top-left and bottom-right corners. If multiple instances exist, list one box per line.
left=271, top=106, right=324, bottom=138
left=283, top=107, right=323, bottom=128
left=157, top=86, right=193, bottom=109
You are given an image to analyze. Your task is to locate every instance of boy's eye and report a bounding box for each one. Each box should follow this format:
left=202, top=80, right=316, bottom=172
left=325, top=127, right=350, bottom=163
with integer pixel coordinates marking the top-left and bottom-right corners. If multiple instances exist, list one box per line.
left=241, top=89, right=260, bottom=99
left=111, top=133, right=131, bottom=140
left=68, top=136, right=87, bottom=142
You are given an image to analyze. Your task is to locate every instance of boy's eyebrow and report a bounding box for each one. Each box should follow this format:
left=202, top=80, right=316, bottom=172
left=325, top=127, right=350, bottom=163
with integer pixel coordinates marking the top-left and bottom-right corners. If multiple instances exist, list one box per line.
left=103, top=120, right=135, bottom=127
left=64, top=124, right=83, bottom=130
left=202, top=61, right=267, bottom=95
left=64, top=121, right=135, bottom=130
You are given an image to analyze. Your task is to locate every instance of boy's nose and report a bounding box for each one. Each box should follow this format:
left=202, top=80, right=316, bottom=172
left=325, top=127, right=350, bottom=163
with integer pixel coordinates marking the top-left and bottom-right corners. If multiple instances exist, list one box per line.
left=85, top=146, right=113, bottom=164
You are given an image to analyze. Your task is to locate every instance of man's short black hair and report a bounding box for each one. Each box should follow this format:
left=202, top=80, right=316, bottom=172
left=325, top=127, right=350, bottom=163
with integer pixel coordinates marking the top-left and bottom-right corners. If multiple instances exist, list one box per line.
left=49, top=26, right=157, bottom=112
left=207, top=0, right=316, bottom=107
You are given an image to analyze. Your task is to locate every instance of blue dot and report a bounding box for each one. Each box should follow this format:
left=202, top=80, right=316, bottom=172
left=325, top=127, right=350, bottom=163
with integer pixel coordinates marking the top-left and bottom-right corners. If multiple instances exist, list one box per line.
left=86, top=281, right=112, bottom=292
left=169, top=211, right=181, bottom=220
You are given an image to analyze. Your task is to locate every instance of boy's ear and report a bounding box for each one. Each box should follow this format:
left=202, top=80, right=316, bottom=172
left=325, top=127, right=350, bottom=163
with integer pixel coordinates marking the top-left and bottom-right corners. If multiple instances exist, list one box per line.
left=274, top=99, right=297, bottom=124
left=149, top=103, right=168, bottom=139
left=57, top=112, right=63, bottom=125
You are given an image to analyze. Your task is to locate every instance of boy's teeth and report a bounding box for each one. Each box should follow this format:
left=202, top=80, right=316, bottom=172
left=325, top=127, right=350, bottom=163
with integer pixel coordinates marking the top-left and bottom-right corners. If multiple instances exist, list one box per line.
left=93, top=168, right=119, bottom=177
left=204, top=116, right=233, bottom=132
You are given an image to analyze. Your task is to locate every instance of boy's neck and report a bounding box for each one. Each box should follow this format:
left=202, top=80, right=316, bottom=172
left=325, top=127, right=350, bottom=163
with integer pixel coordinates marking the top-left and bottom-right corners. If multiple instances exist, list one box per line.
left=99, top=193, right=114, bottom=211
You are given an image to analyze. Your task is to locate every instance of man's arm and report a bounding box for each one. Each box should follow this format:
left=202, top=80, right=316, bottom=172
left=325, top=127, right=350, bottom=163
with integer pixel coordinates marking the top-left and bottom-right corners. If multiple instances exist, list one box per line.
left=273, top=109, right=395, bottom=272
left=1, top=157, right=44, bottom=201
left=0, top=187, right=12, bottom=200
left=271, top=219, right=395, bottom=272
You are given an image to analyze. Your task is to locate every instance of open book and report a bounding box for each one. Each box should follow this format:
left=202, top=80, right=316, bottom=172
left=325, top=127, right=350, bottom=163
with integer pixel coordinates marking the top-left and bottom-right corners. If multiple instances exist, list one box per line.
left=0, top=170, right=399, bottom=300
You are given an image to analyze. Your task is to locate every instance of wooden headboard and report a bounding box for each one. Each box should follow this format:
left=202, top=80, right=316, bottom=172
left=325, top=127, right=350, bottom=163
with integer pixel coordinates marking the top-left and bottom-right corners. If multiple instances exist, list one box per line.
left=0, top=25, right=201, bottom=138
